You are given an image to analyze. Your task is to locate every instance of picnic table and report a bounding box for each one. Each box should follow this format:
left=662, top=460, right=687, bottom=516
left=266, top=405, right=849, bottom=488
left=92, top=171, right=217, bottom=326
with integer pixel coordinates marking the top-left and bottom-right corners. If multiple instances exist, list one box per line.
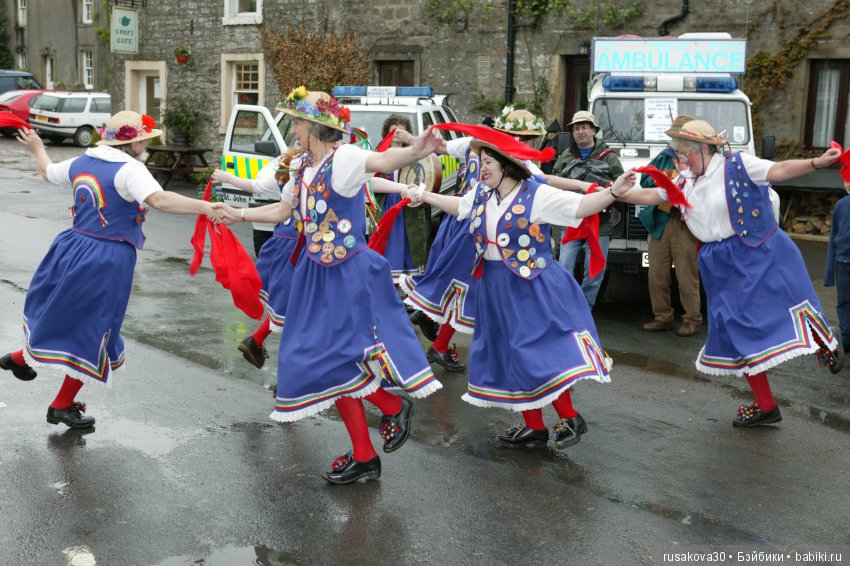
left=144, top=145, right=212, bottom=188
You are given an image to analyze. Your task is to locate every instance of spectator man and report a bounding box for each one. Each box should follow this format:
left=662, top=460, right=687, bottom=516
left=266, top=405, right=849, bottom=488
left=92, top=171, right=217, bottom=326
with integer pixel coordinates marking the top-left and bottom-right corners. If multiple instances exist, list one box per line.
left=553, top=110, right=624, bottom=308
left=637, top=114, right=702, bottom=337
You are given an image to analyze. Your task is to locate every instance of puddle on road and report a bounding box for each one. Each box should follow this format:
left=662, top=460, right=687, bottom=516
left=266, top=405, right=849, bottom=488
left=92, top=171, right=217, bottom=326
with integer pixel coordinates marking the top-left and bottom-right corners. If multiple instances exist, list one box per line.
left=154, top=545, right=300, bottom=566
left=91, top=418, right=202, bottom=459
left=63, top=546, right=97, bottom=566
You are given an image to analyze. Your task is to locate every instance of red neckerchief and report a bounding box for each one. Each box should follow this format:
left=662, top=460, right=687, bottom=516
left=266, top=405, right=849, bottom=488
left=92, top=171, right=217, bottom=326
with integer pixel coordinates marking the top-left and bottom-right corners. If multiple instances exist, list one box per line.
left=190, top=180, right=263, bottom=319
left=561, top=183, right=605, bottom=279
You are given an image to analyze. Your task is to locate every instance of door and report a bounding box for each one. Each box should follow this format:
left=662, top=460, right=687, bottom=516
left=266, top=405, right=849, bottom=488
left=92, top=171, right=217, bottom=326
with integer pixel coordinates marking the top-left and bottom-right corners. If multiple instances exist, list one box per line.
left=562, top=55, right=591, bottom=125
left=138, top=72, right=161, bottom=124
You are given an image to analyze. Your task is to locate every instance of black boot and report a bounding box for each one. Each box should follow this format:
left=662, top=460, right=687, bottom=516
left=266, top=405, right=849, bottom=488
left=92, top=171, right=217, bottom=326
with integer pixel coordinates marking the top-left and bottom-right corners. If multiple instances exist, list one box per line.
left=497, top=424, right=549, bottom=447
left=552, top=414, right=588, bottom=448
left=427, top=345, right=465, bottom=372
left=238, top=335, right=267, bottom=369
left=46, top=402, right=95, bottom=429
left=0, top=353, right=37, bottom=381
left=732, top=403, right=782, bottom=428
left=379, top=397, right=414, bottom=453
left=410, top=311, right=439, bottom=342
left=322, top=453, right=381, bottom=485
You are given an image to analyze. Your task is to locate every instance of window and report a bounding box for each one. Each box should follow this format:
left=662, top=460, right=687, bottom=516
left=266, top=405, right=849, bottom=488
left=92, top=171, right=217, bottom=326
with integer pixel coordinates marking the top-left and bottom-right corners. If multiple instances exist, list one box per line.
left=377, top=60, right=414, bottom=87
left=61, top=97, right=88, bottom=113
left=17, top=49, right=27, bottom=71
left=222, top=0, right=262, bottom=25
left=91, top=98, right=111, bottom=113
left=233, top=62, right=259, bottom=107
left=43, top=55, right=54, bottom=89
left=219, top=54, right=265, bottom=132
left=229, top=108, right=277, bottom=155
left=82, top=0, right=94, bottom=24
left=805, top=59, right=850, bottom=148
left=81, top=50, right=94, bottom=89
left=17, top=0, right=26, bottom=27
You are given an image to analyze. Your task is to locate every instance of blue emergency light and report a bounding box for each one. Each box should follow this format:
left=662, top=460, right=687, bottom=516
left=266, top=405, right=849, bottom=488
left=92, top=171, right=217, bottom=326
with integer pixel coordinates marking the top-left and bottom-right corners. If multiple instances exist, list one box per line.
left=602, top=75, right=737, bottom=93
left=694, top=76, right=737, bottom=93
left=332, top=86, right=434, bottom=97
left=602, top=76, right=646, bottom=91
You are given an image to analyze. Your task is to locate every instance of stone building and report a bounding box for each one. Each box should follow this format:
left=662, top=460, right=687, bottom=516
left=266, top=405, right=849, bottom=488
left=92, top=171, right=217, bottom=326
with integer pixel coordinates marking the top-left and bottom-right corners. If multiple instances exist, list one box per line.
left=2, top=0, right=108, bottom=91
left=99, top=0, right=849, bottom=168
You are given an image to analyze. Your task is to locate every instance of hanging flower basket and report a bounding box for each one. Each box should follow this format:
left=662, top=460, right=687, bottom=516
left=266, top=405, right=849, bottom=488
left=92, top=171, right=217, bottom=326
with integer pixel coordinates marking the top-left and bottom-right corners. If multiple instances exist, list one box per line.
left=174, top=46, right=190, bottom=65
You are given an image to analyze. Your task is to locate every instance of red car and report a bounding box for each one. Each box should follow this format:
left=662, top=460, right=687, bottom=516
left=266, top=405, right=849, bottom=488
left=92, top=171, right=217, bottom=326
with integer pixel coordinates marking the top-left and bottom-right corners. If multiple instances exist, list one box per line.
left=0, top=89, right=50, bottom=137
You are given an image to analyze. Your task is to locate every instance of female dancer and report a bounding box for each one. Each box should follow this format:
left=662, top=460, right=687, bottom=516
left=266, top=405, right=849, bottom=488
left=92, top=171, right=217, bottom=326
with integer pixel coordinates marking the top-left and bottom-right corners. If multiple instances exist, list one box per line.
left=405, top=135, right=636, bottom=447
left=1, top=111, right=218, bottom=429
left=218, top=89, right=443, bottom=483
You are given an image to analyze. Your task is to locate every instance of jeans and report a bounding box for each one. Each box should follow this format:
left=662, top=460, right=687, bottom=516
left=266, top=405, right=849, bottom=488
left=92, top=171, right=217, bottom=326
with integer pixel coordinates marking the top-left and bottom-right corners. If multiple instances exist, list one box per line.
left=835, top=261, right=850, bottom=349
left=558, top=236, right=610, bottom=308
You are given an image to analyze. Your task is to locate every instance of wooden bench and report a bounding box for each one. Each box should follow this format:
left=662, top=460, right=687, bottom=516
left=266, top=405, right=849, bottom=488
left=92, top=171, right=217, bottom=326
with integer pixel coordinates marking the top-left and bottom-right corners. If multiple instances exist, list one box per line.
left=144, top=145, right=212, bottom=188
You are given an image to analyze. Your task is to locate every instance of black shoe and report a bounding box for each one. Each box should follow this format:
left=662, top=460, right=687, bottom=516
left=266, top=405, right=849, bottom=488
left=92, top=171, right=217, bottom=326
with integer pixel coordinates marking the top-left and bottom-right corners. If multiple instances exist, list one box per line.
left=497, top=424, right=549, bottom=447
left=732, top=403, right=782, bottom=428
left=427, top=345, right=465, bottom=372
left=238, top=335, right=267, bottom=369
left=322, top=452, right=381, bottom=485
left=552, top=413, right=588, bottom=448
left=828, top=342, right=845, bottom=374
left=410, top=311, right=439, bottom=342
left=379, top=397, right=414, bottom=453
left=0, top=353, right=37, bottom=381
left=46, top=402, right=95, bottom=429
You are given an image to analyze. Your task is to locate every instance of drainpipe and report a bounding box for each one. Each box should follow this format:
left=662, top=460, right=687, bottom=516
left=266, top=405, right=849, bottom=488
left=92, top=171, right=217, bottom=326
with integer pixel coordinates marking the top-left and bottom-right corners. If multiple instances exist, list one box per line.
left=658, top=0, right=689, bottom=36
left=505, top=0, right=517, bottom=104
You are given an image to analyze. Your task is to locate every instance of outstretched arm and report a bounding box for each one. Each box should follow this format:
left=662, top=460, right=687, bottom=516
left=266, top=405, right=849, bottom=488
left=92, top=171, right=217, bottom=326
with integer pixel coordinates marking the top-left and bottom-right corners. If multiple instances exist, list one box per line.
left=145, top=191, right=216, bottom=217
left=365, top=126, right=442, bottom=174
left=16, top=128, right=51, bottom=180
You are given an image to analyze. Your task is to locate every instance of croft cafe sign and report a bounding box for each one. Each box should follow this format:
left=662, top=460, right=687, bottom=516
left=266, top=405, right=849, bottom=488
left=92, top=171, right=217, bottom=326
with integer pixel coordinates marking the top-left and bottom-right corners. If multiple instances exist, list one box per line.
left=110, top=6, right=139, bottom=55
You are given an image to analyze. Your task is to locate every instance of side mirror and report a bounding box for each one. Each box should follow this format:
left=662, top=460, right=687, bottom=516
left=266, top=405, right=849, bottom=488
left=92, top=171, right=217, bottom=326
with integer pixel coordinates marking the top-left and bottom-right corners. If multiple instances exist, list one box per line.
left=761, top=135, right=775, bottom=160
left=254, top=140, right=279, bottom=157
left=556, top=131, right=573, bottom=155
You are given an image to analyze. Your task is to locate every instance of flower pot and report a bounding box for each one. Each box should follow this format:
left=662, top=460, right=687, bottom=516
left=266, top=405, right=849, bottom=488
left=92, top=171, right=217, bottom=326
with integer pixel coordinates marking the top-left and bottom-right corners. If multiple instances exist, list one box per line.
left=169, top=129, right=190, bottom=145
left=176, top=54, right=189, bottom=65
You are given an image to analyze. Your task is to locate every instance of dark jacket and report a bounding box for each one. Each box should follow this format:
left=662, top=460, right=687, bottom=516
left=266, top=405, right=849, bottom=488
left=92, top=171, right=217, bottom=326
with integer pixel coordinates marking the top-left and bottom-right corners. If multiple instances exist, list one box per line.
left=637, top=147, right=678, bottom=240
left=553, top=138, right=624, bottom=236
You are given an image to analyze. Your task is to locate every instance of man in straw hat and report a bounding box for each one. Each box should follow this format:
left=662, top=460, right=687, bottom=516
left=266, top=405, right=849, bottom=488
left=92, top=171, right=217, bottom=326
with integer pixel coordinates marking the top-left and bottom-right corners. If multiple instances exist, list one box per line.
left=622, top=118, right=844, bottom=428
left=1, top=111, right=220, bottom=430
left=216, top=87, right=443, bottom=484
left=637, top=114, right=703, bottom=337
left=552, top=110, right=624, bottom=308
left=403, top=126, right=637, bottom=449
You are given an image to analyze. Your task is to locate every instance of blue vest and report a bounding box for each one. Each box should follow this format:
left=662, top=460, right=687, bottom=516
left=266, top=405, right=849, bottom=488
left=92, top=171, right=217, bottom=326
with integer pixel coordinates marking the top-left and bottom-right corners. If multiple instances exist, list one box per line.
left=295, top=152, right=367, bottom=267
left=725, top=153, right=777, bottom=248
left=69, top=156, right=146, bottom=249
left=456, top=147, right=481, bottom=197
left=469, top=178, right=554, bottom=280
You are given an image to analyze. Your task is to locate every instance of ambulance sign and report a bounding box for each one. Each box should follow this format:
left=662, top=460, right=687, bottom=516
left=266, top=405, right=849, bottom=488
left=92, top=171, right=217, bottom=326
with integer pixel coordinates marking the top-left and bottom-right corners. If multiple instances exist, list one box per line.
left=592, top=38, right=747, bottom=74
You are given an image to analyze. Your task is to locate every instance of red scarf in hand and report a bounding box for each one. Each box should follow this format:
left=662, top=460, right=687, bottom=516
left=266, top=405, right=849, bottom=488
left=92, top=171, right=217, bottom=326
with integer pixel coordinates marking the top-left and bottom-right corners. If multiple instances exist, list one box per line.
left=635, top=165, right=692, bottom=209
left=431, top=123, right=555, bottom=162
left=0, top=113, right=31, bottom=130
left=561, top=183, right=605, bottom=279
left=189, top=179, right=264, bottom=320
left=368, top=197, right=412, bottom=255
left=830, top=141, right=850, bottom=183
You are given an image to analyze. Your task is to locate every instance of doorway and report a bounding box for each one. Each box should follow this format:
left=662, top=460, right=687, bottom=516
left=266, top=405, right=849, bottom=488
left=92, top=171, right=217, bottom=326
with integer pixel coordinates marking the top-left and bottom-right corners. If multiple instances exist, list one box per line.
left=562, top=55, right=591, bottom=122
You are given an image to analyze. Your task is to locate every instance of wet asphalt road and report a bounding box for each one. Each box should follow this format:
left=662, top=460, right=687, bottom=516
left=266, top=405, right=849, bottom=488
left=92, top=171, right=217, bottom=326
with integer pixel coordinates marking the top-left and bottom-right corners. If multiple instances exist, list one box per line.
left=1, top=139, right=849, bottom=565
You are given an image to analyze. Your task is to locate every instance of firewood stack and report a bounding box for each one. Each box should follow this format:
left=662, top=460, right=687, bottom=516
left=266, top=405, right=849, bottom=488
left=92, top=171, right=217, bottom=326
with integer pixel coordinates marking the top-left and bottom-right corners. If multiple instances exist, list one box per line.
left=781, top=192, right=842, bottom=236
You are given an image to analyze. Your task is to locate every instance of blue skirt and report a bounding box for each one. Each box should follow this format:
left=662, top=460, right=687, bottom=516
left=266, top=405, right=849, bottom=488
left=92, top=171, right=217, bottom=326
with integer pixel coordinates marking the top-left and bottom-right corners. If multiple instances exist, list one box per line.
left=23, top=229, right=136, bottom=384
left=255, top=235, right=297, bottom=331
left=382, top=192, right=417, bottom=283
left=399, top=214, right=477, bottom=333
left=697, top=230, right=836, bottom=376
left=270, top=248, right=442, bottom=422
left=463, top=260, right=610, bottom=412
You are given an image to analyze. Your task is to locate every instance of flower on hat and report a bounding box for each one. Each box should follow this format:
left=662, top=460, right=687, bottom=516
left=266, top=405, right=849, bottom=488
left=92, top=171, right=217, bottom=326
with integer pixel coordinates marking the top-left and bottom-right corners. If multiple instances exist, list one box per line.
left=286, top=86, right=309, bottom=103
left=141, top=114, right=156, bottom=133
left=493, top=105, right=544, bottom=133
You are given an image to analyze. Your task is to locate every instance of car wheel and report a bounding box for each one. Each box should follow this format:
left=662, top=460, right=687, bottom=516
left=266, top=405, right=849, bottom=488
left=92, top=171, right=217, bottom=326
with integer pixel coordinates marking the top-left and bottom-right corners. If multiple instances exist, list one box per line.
left=46, top=136, right=64, bottom=144
left=73, top=126, right=94, bottom=147
left=0, top=128, right=16, bottom=138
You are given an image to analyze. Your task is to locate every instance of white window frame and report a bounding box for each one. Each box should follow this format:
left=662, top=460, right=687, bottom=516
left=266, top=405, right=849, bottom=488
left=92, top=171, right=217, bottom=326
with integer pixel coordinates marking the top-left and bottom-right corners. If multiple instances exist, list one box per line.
left=82, top=0, right=94, bottom=24
left=81, top=50, right=94, bottom=90
left=233, top=61, right=260, bottom=108
left=17, top=0, right=26, bottom=27
left=219, top=53, right=265, bottom=132
left=222, top=0, right=262, bottom=26
left=17, top=49, right=27, bottom=71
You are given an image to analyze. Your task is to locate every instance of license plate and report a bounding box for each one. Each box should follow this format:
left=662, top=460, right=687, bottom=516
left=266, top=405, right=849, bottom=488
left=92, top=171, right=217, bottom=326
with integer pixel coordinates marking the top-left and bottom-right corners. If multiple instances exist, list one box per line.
left=641, top=252, right=649, bottom=268
left=35, top=115, right=47, bottom=122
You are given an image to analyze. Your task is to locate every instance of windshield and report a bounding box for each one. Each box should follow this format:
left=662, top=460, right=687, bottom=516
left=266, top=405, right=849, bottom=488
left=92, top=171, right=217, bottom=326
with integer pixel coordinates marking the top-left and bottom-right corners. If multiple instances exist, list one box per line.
left=593, top=98, right=751, bottom=145
left=32, top=95, right=60, bottom=111
left=348, top=110, right=419, bottom=148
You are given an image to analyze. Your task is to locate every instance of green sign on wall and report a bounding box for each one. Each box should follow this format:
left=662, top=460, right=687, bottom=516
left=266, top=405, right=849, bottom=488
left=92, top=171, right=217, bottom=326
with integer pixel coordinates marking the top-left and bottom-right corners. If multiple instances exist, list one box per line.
left=111, top=7, right=139, bottom=54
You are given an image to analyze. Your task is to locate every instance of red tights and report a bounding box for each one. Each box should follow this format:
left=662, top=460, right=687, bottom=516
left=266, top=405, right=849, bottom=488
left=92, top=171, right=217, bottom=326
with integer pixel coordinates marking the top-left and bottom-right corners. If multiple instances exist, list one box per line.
left=251, top=318, right=272, bottom=347
left=50, top=375, right=84, bottom=409
left=745, top=372, right=776, bottom=411
left=432, top=324, right=455, bottom=353
left=334, top=396, right=377, bottom=462
left=521, top=389, right=577, bottom=430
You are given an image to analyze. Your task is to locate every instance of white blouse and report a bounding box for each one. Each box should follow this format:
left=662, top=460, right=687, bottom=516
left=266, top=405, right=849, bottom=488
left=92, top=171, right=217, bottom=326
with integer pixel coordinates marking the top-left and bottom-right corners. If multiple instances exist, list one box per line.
left=658, top=152, right=774, bottom=243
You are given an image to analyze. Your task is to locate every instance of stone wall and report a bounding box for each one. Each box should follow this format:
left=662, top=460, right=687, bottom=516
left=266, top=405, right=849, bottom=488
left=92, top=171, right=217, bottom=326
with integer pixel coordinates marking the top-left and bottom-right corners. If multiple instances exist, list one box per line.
left=110, top=0, right=850, bottom=161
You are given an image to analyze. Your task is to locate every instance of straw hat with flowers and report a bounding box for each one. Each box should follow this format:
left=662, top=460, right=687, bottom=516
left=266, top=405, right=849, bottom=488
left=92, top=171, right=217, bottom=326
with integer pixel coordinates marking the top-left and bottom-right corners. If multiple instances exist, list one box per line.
left=97, top=111, right=161, bottom=146
left=470, top=139, right=532, bottom=177
left=667, top=119, right=724, bottom=146
left=276, top=86, right=350, bottom=133
left=492, top=105, right=546, bottom=137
